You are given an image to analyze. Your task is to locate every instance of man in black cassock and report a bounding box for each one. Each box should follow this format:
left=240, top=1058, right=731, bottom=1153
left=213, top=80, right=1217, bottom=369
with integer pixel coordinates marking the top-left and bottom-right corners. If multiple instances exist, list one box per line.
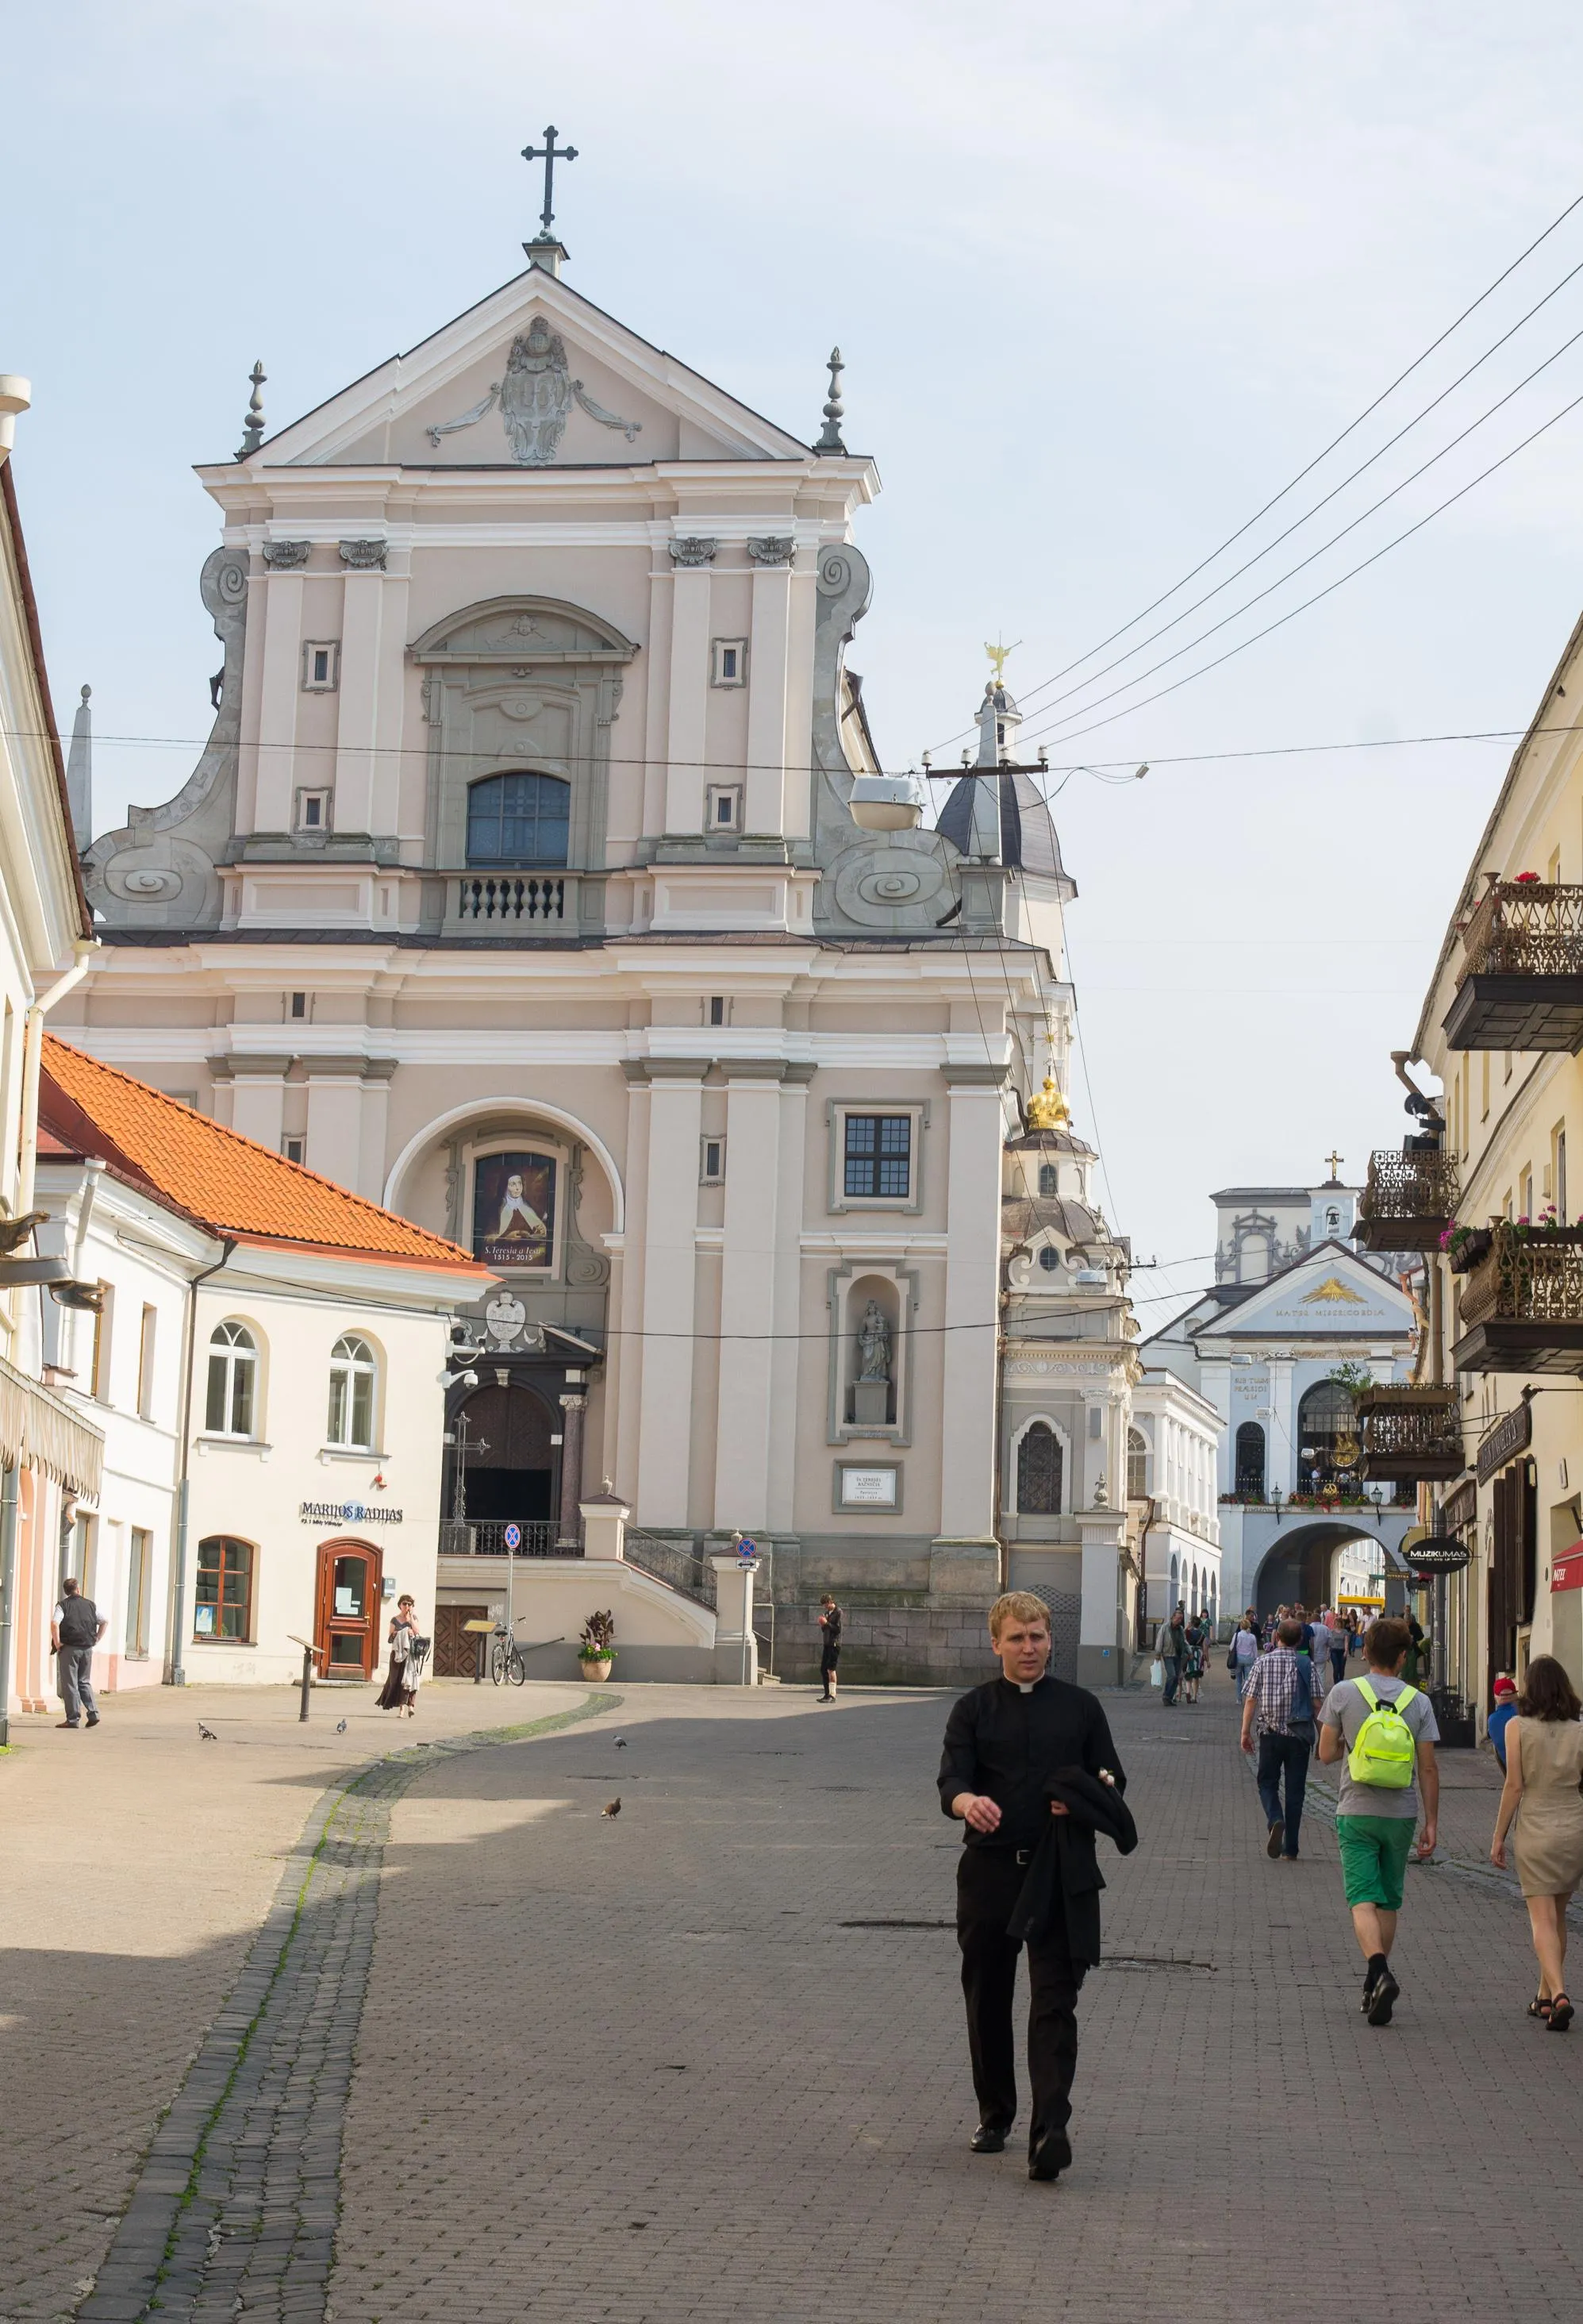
left=938, top=1590, right=1134, bottom=2182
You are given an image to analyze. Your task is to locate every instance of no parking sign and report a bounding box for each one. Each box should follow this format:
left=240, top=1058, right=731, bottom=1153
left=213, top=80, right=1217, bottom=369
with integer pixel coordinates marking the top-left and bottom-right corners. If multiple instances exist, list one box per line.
left=503, top=1522, right=523, bottom=1552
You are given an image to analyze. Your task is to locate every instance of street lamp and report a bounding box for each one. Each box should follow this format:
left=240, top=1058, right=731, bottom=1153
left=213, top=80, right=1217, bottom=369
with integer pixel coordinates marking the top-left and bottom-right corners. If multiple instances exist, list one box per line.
left=847, top=769, right=926, bottom=831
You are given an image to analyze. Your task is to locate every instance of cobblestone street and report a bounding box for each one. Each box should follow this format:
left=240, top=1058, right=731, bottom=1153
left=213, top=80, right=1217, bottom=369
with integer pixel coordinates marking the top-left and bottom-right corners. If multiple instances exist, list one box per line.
left=6, top=1669, right=1583, bottom=2324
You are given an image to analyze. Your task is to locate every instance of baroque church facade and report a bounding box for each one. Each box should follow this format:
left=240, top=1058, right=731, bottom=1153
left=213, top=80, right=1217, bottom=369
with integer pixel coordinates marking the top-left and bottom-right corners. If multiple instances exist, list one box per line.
left=60, top=193, right=1105, bottom=1680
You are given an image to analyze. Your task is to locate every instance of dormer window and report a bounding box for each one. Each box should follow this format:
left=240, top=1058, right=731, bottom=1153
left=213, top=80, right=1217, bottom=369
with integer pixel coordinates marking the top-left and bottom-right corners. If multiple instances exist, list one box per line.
left=1039, top=1163, right=1059, bottom=1197
left=1038, top=1246, right=1059, bottom=1273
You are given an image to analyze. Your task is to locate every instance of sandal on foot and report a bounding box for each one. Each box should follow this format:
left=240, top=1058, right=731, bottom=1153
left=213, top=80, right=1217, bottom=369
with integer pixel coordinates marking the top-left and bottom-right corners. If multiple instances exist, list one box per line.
left=1548, top=1992, right=1573, bottom=2032
left=1527, top=1994, right=1554, bottom=2020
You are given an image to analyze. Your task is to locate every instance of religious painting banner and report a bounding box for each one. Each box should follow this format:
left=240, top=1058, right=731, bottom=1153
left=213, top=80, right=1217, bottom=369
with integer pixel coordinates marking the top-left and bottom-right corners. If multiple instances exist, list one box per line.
left=474, top=1151, right=556, bottom=1270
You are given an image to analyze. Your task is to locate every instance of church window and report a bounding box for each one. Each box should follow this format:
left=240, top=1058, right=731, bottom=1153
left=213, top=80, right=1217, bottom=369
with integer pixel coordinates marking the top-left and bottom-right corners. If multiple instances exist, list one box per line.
left=296, top=789, right=329, bottom=832
left=1128, top=1427, right=1149, bottom=1500
left=710, top=637, right=747, bottom=687
left=700, top=1136, right=726, bottom=1185
left=1016, top=1422, right=1062, bottom=1515
left=1039, top=1162, right=1059, bottom=1196
left=302, top=640, right=340, bottom=691
left=1038, top=1246, right=1060, bottom=1273
left=844, top=1114, right=912, bottom=1200
left=1235, top=1420, right=1266, bottom=1499
left=289, top=991, right=308, bottom=1020
left=465, top=771, right=571, bottom=868
left=1296, top=1379, right=1359, bottom=1497
left=705, top=995, right=729, bottom=1027
left=282, top=1135, right=305, bottom=1166
left=706, top=783, right=743, bottom=832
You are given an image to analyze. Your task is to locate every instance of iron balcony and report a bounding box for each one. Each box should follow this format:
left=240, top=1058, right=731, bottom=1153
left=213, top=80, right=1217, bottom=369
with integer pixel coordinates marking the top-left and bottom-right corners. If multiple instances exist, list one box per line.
left=1453, top=1223, right=1583, bottom=1374
left=1354, top=1385, right=1464, bottom=1482
left=1443, top=879, right=1583, bottom=1051
left=1356, top=1145, right=1459, bottom=1252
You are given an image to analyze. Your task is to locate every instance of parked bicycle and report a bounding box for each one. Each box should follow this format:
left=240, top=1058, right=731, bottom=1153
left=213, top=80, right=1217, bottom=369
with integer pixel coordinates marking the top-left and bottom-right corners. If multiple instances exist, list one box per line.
left=490, top=1624, right=528, bottom=1686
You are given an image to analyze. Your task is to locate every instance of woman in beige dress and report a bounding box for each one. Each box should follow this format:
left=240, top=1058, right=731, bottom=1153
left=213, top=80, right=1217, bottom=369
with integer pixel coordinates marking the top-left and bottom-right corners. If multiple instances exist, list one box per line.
left=1490, top=1655, right=1583, bottom=2031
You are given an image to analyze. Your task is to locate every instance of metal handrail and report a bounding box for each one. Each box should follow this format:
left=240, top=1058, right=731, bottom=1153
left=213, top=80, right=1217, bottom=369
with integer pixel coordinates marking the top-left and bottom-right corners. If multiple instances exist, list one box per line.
left=1358, top=1147, right=1459, bottom=1225
left=623, top=1530, right=717, bottom=1608
left=1460, top=879, right=1583, bottom=978
left=1459, top=1222, right=1583, bottom=1330
left=438, top=1518, right=566, bottom=1556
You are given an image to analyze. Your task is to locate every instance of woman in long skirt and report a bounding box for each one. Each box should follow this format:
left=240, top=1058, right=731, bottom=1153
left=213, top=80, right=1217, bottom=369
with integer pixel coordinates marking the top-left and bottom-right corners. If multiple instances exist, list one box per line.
left=378, top=1594, right=422, bottom=1718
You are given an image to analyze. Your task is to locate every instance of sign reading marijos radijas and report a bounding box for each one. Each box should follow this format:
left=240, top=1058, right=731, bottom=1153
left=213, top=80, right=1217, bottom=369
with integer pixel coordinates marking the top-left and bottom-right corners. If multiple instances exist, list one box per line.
left=1474, top=1399, right=1532, bottom=1487
left=299, top=1500, right=405, bottom=1526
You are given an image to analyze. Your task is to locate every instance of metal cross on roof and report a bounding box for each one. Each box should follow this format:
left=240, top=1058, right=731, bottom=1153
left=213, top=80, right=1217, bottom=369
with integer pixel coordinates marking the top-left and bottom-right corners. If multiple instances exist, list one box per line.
left=521, top=125, right=578, bottom=240
left=1324, top=1149, right=1344, bottom=1180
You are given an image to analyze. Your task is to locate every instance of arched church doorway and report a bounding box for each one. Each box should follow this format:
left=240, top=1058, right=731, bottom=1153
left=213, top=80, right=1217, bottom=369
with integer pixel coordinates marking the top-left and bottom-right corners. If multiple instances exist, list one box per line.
left=446, top=1379, right=559, bottom=1524
left=1253, top=1522, right=1377, bottom=1618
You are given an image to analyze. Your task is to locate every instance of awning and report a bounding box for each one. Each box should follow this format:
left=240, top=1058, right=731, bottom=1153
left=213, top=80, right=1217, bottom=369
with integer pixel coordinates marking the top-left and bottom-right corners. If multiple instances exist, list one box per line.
left=0, top=1353, right=104, bottom=1500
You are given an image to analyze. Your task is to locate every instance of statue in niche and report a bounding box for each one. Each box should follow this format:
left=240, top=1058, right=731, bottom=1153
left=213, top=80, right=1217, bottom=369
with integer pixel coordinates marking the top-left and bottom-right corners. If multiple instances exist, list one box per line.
left=857, top=1300, right=892, bottom=1382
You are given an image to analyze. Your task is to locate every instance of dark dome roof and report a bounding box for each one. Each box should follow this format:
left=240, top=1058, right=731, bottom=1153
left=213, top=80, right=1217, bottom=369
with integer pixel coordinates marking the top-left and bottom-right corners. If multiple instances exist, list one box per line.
left=937, top=768, right=1070, bottom=884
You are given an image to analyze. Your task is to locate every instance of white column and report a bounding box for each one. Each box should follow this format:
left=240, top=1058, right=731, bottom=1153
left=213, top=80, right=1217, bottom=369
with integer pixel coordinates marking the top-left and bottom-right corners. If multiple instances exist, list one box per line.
left=634, top=1064, right=705, bottom=1526
left=334, top=571, right=383, bottom=837
left=709, top=1553, right=759, bottom=1686
left=765, top=1067, right=812, bottom=1533
left=304, top=1064, right=365, bottom=1192
left=1266, top=1358, right=1294, bottom=1495
left=254, top=570, right=303, bottom=833
left=936, top=1070, right=1005, bottom=1541
left=712, top=1068, right=783, bottom=1533
left=745, top=563, right=791, bottom=834
left=665, top=563, right=712, bottom=833
left=1200, top=1359, right=1232, bottom=1494
left=226, top=1060, right=289, bottom=1151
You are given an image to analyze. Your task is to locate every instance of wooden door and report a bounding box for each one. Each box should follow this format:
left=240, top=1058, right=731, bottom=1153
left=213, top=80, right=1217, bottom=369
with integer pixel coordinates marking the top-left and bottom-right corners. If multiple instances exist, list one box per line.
left=435, top=1603, right=487, bottom=1679
left=314, top=1538, right=383, bottom=1681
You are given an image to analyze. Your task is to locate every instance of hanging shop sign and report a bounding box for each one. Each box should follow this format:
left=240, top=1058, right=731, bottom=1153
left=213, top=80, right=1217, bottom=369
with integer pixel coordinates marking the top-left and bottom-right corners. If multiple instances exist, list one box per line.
left=1440, top=1476, right=1477, bottom=1533
left=1475, top=1399, right=1532, bottom=1486
left=1552, top=1543, right=1583, bottom=1594
left=1404, top=1531, right=1471, bottom=1575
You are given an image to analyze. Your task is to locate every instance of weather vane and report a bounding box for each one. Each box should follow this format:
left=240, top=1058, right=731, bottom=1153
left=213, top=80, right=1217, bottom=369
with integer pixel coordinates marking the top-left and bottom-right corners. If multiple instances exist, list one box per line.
left=984, top=636, right=1021, bottom=687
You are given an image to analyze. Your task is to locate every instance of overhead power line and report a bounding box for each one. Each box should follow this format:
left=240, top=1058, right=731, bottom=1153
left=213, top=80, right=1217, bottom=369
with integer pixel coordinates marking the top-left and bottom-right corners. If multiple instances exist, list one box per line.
left=924, top=184, right=1583, bottom=753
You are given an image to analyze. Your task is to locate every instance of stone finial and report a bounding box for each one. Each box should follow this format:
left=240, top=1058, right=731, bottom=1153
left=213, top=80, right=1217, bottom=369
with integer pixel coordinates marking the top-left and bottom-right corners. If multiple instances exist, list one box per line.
left=814, top=346, right=847, bottom=454
left=66, top=684, right=93, bottom=851
left=237, top=361, right=266, bottom=460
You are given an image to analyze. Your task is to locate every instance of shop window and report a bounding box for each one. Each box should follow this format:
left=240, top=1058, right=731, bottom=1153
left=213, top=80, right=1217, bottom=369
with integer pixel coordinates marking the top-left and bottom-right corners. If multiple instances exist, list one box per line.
left=327, top=1333, right=377, bottom=1450
left=205, top=1321, right=257, bottom=1437
left=194, top=1536, right=255, bottom=1642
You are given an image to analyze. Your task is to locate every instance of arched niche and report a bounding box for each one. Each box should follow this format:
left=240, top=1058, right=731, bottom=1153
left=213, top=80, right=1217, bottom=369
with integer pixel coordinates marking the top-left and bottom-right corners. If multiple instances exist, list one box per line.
left=826, top=1259, right=917, bottom=1445
left=409, top=595, right=639, bottom=917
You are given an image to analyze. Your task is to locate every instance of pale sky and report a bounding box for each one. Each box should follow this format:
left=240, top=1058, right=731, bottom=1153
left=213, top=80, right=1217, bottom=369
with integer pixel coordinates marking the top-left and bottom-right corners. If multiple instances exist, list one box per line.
left=10, top=2, right=1583, bottom=1299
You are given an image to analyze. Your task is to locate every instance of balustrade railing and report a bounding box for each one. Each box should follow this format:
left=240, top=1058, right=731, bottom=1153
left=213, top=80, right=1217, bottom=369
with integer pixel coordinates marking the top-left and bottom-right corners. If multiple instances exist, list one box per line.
left=623, top=1530, right=717, bottom=1609
left=1458, top=1222, right=1583, bottom=1331
left=1358, top=1147, right=1459, bottom=1237
left=1460, top=880, right=1583, bottom=977
left=1354, top=1386, right=1463, bottom=1480
left=438, top=1518, right=566, bottom=1557
left=454, top=873, right=567, bottom=926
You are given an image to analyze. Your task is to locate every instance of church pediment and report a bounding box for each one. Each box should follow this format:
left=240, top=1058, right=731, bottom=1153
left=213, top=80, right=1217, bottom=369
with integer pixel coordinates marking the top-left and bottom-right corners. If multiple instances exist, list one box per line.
left=252, top=267, right=815, bottom=471
left=1193, top=1241, right=1414, bottom=1340
left=409, top=596, right=639, bottom=664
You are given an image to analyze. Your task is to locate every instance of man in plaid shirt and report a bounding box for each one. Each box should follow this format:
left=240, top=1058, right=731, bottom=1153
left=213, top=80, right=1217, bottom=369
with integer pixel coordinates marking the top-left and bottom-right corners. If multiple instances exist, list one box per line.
left=1239, top=1618, right=1324, bottom=1861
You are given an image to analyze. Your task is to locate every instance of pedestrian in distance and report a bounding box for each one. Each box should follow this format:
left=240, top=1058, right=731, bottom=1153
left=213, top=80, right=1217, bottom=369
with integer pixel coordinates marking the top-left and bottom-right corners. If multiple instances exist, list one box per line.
left=52, top=1577, right=106, bottom=1730
left=1228, top=1613, right=1260, bottom=1700
left=1488, top=1672, right=1520, bottom=1771
left=1240, top=1618, right=1316, bottom=1860
left=1327, top=1610, right=1348, bottom=1689
left=816, top=1593, right=843, bottom=1702
left=1155, top=1603, right=1187, bottom=1707
left=1489, top=1655, right=1583, bottom=2030
left=1317, top=1615, right=1439, bottom=2026
left=1308, top=1605, right=1333, bottom=1680
left=938, top=1590, right=1135, bottom=2184
left=1181, top=1610, right=1208, bottom=1706
left=377, top=1594, right=425, bottom=1719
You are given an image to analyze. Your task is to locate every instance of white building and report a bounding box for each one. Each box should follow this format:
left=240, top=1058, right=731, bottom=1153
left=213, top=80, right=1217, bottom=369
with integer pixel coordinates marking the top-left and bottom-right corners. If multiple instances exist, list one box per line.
left=57, top=175, right=1083, bottom=1684
left=1129, top=1368, right=1223, bottom=1628
left=23, top=1036, right=487, bottom=1695
left=1145, top=1176, right=1421, bottom=1618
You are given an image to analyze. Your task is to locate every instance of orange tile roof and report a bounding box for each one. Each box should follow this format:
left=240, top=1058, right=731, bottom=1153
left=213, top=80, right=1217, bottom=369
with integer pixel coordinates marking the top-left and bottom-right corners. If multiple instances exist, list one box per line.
left=40, top=1037, right=485, bottom=1272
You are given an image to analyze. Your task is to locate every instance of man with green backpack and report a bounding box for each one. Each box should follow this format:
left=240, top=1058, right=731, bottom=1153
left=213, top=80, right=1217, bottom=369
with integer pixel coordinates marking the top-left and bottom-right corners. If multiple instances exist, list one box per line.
left=1317, top=1616, right=1439, bottom=2026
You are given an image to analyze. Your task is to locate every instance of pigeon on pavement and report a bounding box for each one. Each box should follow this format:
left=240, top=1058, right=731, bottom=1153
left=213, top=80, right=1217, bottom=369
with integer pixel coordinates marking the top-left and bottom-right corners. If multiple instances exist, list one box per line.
left=336, top=1718, right=348, bottom=1733
left=198, top=1722, right=217, bottom=1741
left=601, top=1797, right=621, bottom=1818
left=613, top=1735, right=628, bottom=1749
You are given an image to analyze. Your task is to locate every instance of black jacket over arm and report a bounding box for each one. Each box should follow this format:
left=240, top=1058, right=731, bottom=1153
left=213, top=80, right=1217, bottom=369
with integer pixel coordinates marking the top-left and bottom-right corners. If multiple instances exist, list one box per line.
left=937, top=1675, right=1132, bottom=1968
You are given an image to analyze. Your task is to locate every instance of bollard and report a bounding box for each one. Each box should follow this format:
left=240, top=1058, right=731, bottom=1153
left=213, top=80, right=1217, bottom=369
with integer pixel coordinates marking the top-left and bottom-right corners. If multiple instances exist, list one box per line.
left=299, top=1641, right=314, bottom=1722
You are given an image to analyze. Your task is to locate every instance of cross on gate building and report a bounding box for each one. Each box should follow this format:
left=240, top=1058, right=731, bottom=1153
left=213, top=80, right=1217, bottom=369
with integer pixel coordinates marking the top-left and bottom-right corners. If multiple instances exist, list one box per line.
left=57, top=145, right=1109, bottom=1683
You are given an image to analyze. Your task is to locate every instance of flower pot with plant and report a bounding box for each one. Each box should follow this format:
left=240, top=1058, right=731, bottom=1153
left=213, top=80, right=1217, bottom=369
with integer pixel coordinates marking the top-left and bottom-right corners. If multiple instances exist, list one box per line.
left=578, top=1608, right=617, bottom=1682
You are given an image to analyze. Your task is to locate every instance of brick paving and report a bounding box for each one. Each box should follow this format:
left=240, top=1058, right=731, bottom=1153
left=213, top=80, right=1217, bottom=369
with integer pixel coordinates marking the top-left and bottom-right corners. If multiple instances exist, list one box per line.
left=334, top=1669, right=1583, bottom=2324
left=6, top=1668, right=1581, bottom=2324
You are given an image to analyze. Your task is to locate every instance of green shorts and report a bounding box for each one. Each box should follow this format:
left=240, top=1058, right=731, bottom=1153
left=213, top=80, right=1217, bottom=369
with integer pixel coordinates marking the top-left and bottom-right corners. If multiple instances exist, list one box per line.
left=1335, top=1814, right=1416, bottom=1910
